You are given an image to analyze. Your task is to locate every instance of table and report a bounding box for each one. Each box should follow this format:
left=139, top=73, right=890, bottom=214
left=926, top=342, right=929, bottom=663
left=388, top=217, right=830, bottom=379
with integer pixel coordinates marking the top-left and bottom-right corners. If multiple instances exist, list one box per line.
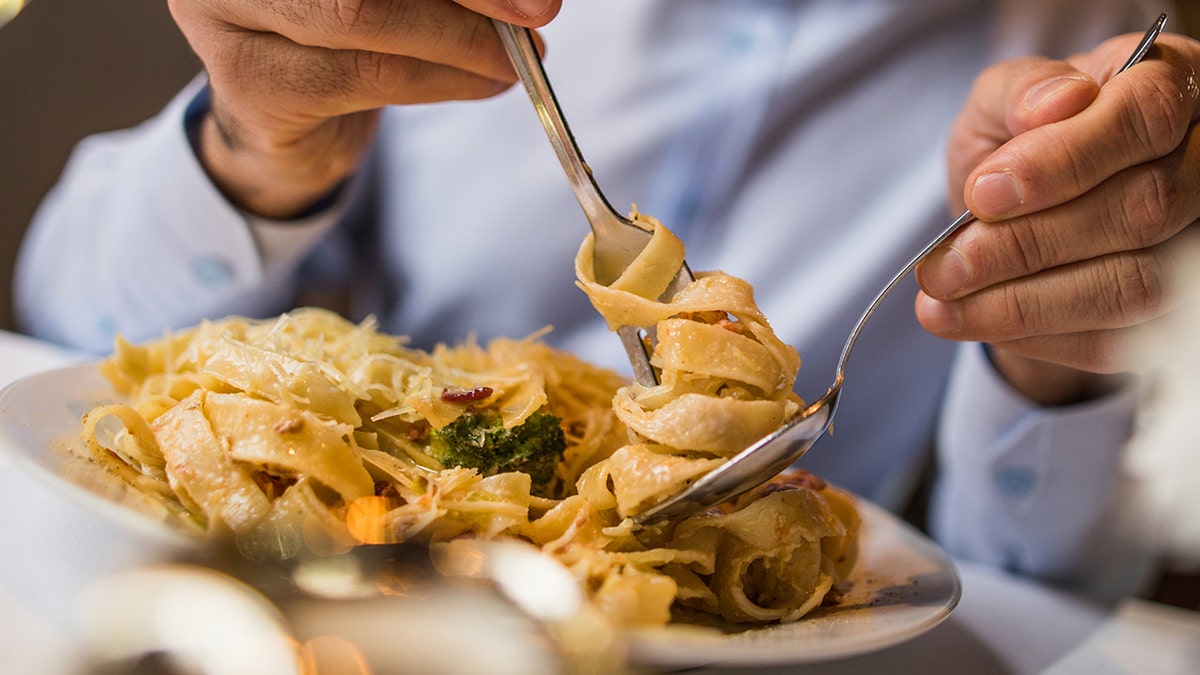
left=1, top=329, right=1198, bottom=674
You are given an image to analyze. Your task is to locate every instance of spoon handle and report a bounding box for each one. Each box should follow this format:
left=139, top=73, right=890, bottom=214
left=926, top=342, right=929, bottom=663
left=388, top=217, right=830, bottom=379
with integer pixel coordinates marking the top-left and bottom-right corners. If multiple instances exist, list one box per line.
left=834, top=209, right=975, bottom=381
left=835, top=12, right=1167, bottom=384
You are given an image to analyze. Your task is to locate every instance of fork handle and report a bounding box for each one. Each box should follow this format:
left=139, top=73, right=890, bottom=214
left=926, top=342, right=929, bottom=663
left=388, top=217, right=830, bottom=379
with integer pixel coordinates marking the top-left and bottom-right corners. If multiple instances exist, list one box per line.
left=493, top=21, right=619, bottom=225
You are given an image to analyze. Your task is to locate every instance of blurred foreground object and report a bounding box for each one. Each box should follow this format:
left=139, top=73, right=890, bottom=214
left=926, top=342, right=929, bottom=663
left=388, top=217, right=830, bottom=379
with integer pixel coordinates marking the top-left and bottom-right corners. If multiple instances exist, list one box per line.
left=77, top=540, right=624, bottom=674
left=1128, top=239, right=1200, bottom=577
left=0, top=0, right=24, bottom=27
left=79, top=566, right=299, bottom=675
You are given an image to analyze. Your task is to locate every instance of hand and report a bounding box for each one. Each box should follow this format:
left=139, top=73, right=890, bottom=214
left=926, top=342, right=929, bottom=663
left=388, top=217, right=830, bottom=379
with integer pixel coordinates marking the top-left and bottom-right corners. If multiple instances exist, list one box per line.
left=168, top=0, right=561, bottom=218
left=915, top=29, right=1200, bottom=406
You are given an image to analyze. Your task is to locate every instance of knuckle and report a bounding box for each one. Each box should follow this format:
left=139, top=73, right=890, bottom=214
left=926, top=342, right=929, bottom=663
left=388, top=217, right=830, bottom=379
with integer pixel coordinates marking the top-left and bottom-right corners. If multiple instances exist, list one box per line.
left=301, top=50, right=353, bottom=99
left=349, top=51, right=453, bottom=104
left=1000, top=283, right=1040, bottom=337
left=327, top=0, right=402, bottom=42
left=1048, top=125, right=1096, bottom=191
left=991, top=218, right=1056, bottom=277
left=458, top=19, right=501, bottom=60
left=329, top=0, right=372, bottom=35
left=352, top=48, right=391, bottom=92
left=1108, top=252, right=1168, bottom=322
left=1124, top=77, right=1191, bottom=159
left=249, top=43, right=346, bottom=102
left=1126, top=162, right=1180, bottom=245
left=205, top=35, right=259, bottom=92
left=1018, top=124, right=1099, bottom=205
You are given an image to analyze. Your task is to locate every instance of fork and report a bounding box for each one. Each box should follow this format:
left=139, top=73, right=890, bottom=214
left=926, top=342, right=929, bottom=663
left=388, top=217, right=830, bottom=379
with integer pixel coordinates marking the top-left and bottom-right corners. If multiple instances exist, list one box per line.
left=493, top=20, right=693, bottom=387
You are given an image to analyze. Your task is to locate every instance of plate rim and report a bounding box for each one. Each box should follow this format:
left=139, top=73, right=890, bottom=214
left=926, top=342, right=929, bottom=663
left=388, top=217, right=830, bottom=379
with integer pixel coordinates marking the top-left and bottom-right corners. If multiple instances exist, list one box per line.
left=0, top=362, right=198, bottom=547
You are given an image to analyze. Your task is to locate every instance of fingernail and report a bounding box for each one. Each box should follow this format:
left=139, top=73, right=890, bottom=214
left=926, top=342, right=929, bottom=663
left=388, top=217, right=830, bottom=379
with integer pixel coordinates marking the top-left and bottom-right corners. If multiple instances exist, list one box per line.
left=1024, top=75, right=1088, bottom=112
left=916, top=294, right=962, bottom=334
left=972, top=171, right=1023, bottom=218
left=919, top=246, right=972, bottom=298
left=509, top=0, right=552, bottom=19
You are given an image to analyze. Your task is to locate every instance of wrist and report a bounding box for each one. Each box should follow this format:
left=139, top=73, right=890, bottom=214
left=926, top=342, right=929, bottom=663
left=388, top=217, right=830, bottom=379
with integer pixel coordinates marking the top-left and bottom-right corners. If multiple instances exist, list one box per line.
left=198, top=114, right=356, bottom=219
left=185, top=85, right=373, bottom=219
left=987, top=346, right=1126, bottom=407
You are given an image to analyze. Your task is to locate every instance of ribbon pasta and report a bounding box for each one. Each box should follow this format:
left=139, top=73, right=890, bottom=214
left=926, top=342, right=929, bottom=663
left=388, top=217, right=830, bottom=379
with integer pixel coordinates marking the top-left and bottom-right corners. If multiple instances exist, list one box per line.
left=79, top=211, right=858, bottom=627
left=575, top=209, right=804, bottom=509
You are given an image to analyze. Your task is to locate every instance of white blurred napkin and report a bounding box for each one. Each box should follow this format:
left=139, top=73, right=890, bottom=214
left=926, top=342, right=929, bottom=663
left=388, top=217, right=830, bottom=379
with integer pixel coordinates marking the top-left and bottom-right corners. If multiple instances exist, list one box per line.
left=1044, top=599, right=1200, bottom=674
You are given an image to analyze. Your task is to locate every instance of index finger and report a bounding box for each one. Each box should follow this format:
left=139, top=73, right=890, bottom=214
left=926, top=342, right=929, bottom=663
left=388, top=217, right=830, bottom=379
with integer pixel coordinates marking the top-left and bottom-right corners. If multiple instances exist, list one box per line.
left=454, top=0, right=562, bottom=25
left=220, top=0, right=554, bottom=82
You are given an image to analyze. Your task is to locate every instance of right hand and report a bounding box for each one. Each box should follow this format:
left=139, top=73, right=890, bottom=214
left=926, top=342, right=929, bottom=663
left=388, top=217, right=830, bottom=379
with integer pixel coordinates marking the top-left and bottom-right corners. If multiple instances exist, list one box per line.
left=915, top=30, right=1200, bottom=406
left=168, top=0, right=562, bottom=218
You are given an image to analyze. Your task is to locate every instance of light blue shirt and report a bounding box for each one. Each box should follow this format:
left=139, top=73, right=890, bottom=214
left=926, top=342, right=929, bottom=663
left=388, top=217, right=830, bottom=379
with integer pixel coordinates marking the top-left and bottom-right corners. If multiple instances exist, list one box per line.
left=15, top=0, right=1167, bottom=595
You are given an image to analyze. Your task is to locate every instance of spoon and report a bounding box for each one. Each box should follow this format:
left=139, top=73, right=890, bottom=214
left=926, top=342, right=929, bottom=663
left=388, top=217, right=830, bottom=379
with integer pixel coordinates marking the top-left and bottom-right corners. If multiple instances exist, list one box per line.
left=634, top=12, right=1168, bottom=524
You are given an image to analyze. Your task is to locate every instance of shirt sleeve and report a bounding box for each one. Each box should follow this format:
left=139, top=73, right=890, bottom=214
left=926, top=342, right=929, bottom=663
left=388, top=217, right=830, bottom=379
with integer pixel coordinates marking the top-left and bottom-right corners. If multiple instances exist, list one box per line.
left=930, top=341, right=1157, bottom=598
left=14, top=76, right=345, bottom=353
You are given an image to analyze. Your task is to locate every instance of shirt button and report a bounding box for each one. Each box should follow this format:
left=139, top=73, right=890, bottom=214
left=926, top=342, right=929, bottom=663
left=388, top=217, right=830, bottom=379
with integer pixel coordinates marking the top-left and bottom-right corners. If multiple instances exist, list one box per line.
left=995, top=466, right=1036, bottom=499
left=727, top=31, right=755, bottom=53
left=192, top=255, right=234, bottom=287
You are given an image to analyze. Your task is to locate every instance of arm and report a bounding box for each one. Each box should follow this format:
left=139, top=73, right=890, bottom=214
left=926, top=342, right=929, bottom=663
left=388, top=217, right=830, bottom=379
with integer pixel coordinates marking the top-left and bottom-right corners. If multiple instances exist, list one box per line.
left=916, top=29, right=1200, bottom=398
left=14, top=78, right=335, bottom=352
left=167, top=0, right=558, bottom=218
left=919, top=27, right=1200, bottom=593
left=16, top=0, right=560, bottom=351
left=931, top=342, right=1155, bottom=598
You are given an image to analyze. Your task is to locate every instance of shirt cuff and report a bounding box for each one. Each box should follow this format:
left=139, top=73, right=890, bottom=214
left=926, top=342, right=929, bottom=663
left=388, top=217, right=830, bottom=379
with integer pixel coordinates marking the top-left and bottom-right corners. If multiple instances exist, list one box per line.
left=932, top=342, right=1146, bottom=581
left=179, top=80, right=347, bottom=273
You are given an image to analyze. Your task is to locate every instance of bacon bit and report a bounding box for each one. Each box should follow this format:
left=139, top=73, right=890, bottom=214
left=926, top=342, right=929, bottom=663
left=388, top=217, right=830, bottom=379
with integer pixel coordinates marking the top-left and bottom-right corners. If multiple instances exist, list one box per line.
left=441, top=386, right=494, bottom=403
left=565, top=421, right=588, bottom=443
left=273, top=416, right=305, bottom=434
left=680, top=310, right=751, bottom=336
left=821, top=585, right=845, bottom=606
left=407, top=422, right=429, bottom=442
left=253, top=472, right=295, bottom=500
left=679, top=310, right=726, bottom=323
left=720, top=469, right=830, bottom=512
left=771, top=468, right=828, bottom=492
left=714, top=318, right=748, bottom=335
left=375, top=481, right=400, bottom=500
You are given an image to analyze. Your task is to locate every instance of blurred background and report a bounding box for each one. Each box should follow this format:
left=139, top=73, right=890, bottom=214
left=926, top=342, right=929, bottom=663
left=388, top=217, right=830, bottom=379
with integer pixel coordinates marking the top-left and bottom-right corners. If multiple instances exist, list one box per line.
left=0, top=2, right=1198, bottom=333
left=0, top=0, right=200, bottom=332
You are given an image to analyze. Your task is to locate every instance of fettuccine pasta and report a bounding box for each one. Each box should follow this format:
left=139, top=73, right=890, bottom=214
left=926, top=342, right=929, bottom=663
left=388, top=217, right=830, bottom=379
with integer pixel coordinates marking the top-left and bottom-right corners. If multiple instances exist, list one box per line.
left=79, top=210, right=859, bottom=627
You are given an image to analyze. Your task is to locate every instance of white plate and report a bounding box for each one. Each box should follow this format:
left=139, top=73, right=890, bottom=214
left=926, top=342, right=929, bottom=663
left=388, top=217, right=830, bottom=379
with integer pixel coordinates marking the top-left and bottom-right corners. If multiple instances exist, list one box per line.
left=0, top=363, right=199, bottom=627
left=0, top=363, right=961, bottom=667
left=0, top=362, right=195, bottom=542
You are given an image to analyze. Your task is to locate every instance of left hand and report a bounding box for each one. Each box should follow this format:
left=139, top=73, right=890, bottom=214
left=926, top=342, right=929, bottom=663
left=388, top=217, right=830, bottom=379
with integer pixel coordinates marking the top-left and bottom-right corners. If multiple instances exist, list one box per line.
left=915, top=28, right=1200, bottom=406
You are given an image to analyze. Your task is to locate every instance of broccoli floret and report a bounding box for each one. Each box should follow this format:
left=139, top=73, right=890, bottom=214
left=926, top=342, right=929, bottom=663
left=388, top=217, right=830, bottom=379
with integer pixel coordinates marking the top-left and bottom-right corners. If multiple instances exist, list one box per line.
left=428, top=409, right=566, bottom=495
